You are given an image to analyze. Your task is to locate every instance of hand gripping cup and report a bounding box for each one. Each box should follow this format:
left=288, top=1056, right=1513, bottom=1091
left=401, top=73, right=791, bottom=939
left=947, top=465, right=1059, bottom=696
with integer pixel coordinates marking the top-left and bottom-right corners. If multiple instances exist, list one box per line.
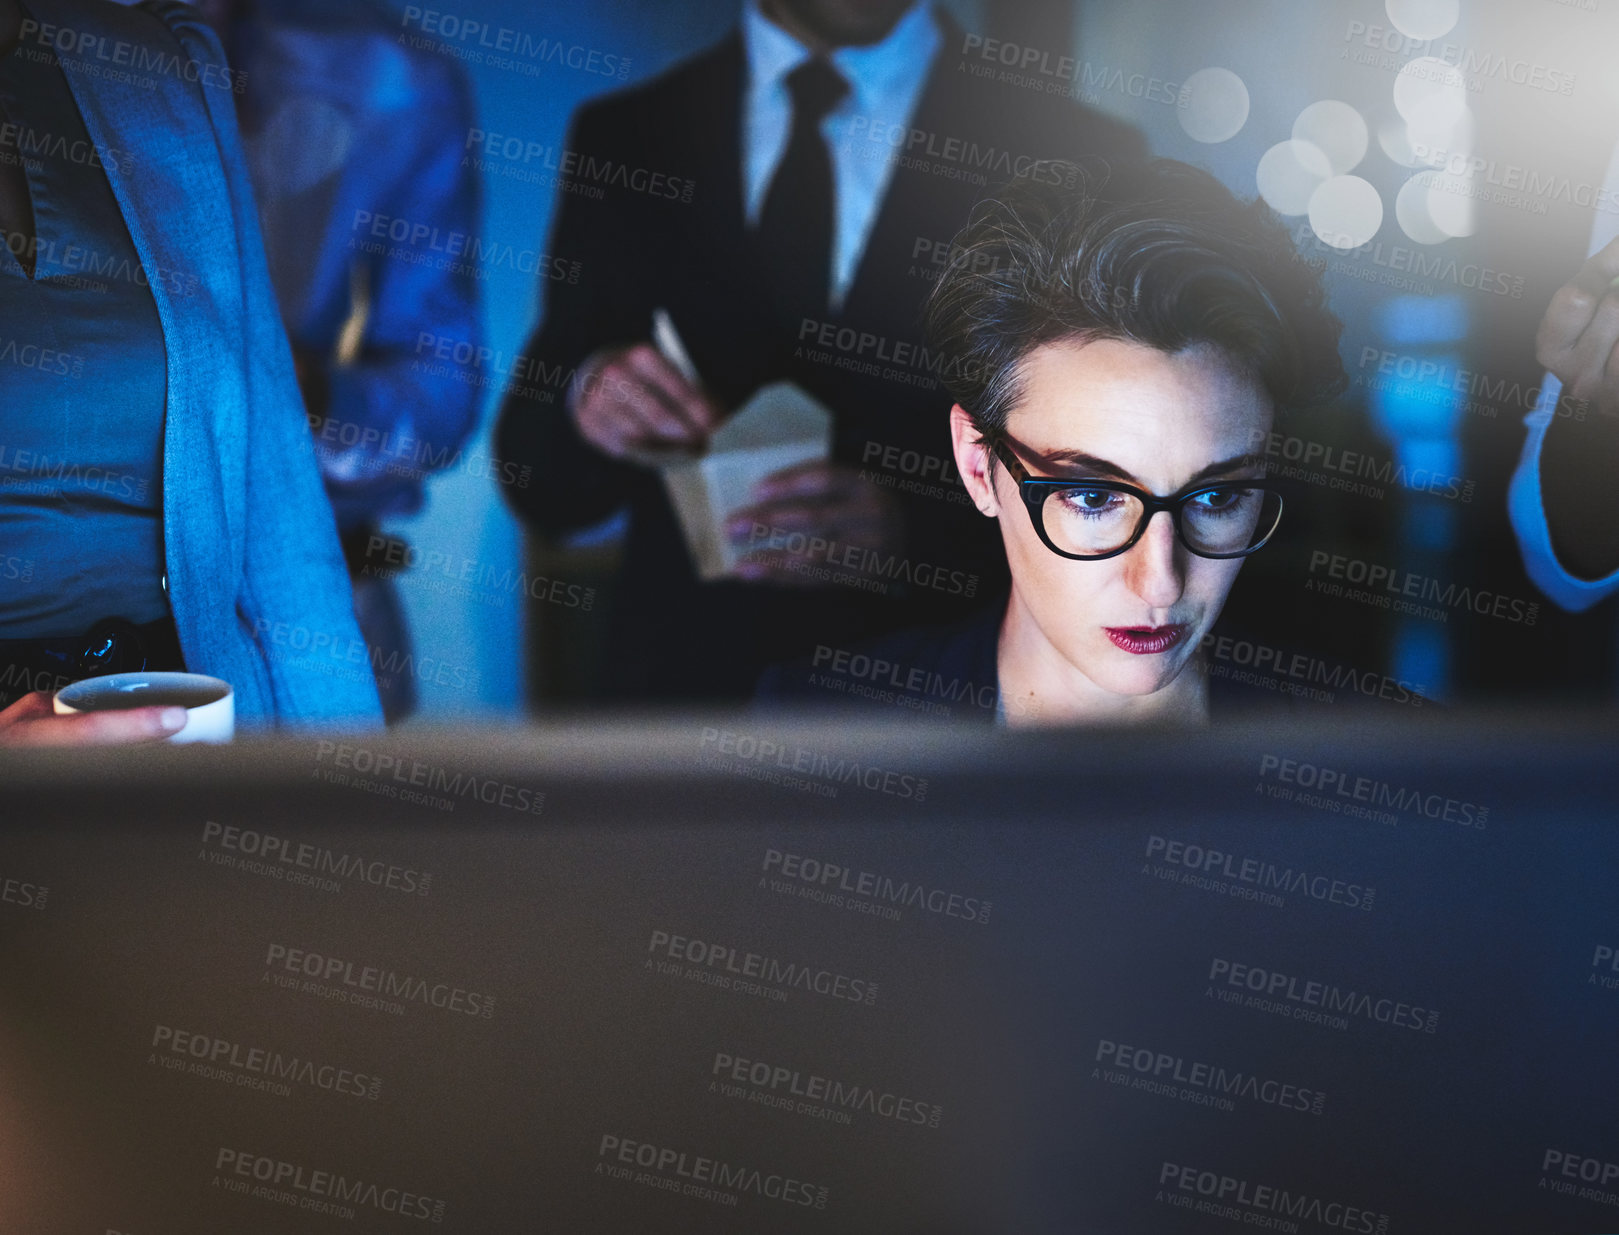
left=53, top=672, right=235, bottom=743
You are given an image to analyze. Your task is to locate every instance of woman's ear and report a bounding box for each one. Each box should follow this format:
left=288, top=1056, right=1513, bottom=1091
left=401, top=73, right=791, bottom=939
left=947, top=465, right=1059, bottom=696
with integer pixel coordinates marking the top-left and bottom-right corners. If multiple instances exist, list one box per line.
left=950, top=404, right=1000, bottom=517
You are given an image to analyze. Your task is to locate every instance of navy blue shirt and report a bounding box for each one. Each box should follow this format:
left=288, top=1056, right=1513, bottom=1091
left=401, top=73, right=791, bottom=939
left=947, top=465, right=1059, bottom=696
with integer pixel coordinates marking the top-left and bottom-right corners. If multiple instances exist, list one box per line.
left=0, top=32, right=169, bottom=637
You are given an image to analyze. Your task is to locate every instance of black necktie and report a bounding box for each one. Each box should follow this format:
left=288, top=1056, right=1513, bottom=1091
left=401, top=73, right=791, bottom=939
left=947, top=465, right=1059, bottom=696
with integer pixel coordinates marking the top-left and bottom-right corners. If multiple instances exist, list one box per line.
left=755, top=58, right=849, bottom=317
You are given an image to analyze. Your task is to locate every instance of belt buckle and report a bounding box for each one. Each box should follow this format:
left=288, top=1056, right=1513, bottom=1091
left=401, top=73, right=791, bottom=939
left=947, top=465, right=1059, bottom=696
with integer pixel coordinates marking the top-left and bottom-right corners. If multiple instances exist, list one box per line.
left=77, top=617, right=150, bottom=677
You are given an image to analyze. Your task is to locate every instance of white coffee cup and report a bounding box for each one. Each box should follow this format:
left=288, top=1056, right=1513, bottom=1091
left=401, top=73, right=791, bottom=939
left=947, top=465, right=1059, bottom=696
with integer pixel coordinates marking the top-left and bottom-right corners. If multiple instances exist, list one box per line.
left=53, top=672, right=235, bottom=743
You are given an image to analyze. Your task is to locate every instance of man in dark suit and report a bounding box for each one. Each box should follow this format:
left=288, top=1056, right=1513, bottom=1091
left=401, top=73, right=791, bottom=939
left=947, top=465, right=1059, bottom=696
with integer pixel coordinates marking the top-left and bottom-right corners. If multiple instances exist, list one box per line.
left=496, top=0, right=1144, bottom=702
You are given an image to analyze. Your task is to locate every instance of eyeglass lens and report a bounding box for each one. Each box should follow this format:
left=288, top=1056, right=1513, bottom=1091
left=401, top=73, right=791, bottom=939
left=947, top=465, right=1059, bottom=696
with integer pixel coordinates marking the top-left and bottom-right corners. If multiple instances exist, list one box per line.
left=1038, top=484, right=1281, bottom=557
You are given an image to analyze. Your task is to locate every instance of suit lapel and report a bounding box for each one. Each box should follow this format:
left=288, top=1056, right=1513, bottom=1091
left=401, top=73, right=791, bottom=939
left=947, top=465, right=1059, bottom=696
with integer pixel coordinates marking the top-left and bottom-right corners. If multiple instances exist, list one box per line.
left=840, top=6, right=970, bottom=329
left=690, top=33, right=748, bottom=253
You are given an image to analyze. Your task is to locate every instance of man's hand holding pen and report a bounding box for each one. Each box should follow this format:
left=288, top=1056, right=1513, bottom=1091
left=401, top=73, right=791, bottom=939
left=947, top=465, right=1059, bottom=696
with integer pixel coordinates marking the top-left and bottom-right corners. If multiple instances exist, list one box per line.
left=570, top=341, right=903, bottom=586
left=571, top=343, right=721, bottom=458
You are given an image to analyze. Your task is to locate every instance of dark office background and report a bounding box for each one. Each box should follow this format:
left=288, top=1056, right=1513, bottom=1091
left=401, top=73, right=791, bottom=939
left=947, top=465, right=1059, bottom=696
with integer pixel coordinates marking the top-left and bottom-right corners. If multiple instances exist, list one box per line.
left=333, top=0, right=1619, bottom=718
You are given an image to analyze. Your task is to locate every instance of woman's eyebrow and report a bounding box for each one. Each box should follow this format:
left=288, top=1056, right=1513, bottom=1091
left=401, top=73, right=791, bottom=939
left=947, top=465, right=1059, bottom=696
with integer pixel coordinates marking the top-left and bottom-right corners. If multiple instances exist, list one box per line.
left=1184, top=452, right=1265, bottom=485
left=1032, top=449, right=1263, bottom=485
left=1034, top=449, right=1137, bottom=480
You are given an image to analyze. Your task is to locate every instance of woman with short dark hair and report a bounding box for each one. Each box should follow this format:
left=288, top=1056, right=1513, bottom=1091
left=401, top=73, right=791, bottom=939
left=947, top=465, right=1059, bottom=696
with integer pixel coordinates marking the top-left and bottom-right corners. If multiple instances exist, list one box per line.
left=760, top=158, right=1345, bottom=725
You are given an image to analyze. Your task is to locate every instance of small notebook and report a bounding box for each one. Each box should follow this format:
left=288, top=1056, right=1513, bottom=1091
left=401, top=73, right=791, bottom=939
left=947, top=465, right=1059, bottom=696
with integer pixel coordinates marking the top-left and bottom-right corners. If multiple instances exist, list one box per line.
left=647, top=382, right=833, bottom=580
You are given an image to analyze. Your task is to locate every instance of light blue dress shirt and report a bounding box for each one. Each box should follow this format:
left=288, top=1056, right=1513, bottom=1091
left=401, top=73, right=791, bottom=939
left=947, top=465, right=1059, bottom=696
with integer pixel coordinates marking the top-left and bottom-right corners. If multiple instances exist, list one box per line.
left=740, top=0, right=941, bottom=309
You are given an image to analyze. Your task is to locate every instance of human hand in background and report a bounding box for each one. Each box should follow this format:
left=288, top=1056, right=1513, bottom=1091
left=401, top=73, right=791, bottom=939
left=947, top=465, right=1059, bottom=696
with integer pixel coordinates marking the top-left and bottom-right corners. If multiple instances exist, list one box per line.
left=725, top=461, right=904, bottom=587
left=570, top=343, right=722, bottom=459
left=1537, top=235, right=1619, bottom=418
left=1534, top=235, right=1619, bottom=581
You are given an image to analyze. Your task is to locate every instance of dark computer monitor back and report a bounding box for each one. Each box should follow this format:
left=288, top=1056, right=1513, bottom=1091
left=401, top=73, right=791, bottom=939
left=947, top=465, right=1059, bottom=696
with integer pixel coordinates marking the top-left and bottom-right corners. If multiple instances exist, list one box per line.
left=1, top=715, right=1614, bottom=1233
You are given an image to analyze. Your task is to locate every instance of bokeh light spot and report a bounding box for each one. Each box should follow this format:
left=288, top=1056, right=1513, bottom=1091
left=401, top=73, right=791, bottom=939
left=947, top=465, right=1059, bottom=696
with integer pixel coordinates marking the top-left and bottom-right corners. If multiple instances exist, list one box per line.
left=1424, top=173, right=1477, bottom=237
left=1386, top=0, right=1460, bottom=41
left=1308, top=175, right=1384, bottom=249
left=1293, top=100, right=1369, bottom=175
left=1395, top=174, right=1450, bottom=244
left=1178, top=68, right=1251, bottom=143
left=1394, top=57, right=1469, bottom=131
left=1257, top=139, right=1332, bottom=216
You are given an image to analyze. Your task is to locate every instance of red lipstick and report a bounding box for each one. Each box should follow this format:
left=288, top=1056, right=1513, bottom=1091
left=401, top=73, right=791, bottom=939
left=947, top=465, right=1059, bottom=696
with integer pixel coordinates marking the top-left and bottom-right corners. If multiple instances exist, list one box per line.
left=1104, top=624, right=1189, bottom=655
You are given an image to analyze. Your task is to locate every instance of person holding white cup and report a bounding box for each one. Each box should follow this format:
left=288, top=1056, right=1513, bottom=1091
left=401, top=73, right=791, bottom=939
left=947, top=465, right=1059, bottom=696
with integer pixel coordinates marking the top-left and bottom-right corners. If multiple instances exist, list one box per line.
left=0, top=0, right=382, bottom=746
left=1, top=673, right=232, bottom=746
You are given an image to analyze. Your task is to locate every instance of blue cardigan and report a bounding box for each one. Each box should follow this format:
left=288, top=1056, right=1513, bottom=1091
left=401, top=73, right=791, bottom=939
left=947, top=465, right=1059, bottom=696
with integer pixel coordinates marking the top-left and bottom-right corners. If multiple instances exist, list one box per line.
left=48, top=0, right=383, bottom=728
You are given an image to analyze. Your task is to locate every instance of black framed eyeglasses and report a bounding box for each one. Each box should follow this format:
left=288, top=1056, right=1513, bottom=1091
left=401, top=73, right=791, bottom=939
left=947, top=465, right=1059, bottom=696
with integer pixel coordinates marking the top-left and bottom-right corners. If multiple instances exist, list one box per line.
left=988, top=436, right=1286, bottom=562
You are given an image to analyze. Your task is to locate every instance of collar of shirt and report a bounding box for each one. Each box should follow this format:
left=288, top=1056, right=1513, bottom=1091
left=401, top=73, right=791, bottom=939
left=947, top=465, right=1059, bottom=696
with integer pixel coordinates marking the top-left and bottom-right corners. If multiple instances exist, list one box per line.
left=740, top=0, right=941, bottom=309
